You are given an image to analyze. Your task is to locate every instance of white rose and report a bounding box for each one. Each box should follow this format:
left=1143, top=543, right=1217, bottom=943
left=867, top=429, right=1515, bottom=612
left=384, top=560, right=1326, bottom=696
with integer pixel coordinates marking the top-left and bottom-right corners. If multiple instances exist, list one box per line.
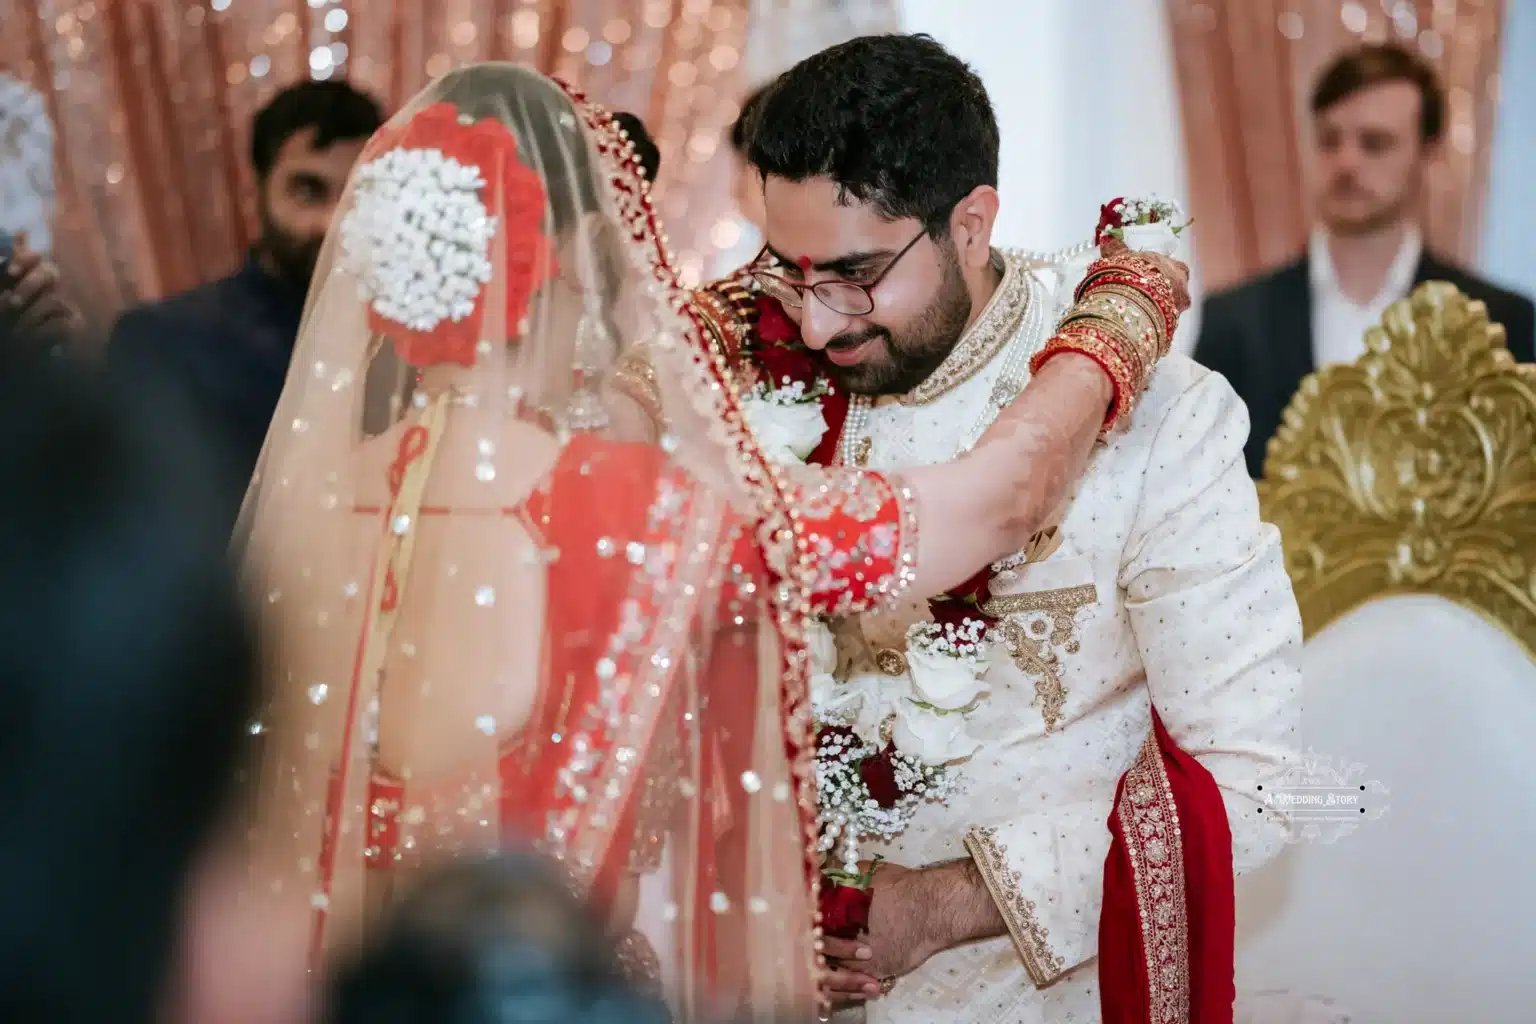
left=845, top=671, right=894, bottom=745
left=811, top=671, right=855, bottom=717
left=1120, top=221, right=1179, bottom=257
left=813, top=671, right=891, bottom=747
left=891, top=702, right=980, bottom=765
left=906, top=648, right=987, bottom=711
left=805, top=620, right=839, bottom=677
left=740, top=396, right=828, bottom=463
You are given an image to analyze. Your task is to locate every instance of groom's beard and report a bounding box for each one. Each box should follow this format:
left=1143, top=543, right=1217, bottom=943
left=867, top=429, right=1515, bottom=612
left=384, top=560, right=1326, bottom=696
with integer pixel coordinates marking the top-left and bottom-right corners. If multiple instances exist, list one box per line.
left=824, top=249, right=972, bottom=397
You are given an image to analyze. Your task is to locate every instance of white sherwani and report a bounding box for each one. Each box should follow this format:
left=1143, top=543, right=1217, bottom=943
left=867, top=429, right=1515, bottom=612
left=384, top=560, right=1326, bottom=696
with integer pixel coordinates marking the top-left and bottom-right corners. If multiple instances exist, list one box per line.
left=840, top=250, right=1304, bottom=1024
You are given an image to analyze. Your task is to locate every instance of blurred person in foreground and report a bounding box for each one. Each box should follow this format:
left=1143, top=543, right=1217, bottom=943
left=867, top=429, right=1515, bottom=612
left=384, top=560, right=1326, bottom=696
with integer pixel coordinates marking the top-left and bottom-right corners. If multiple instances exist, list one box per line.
left=109, top=79, right=384, bottom=492
left=1194, top=42, right=1535, bottom=479
left=327, top=853, right=672, bottom=1024
left=236, top=63, right=1183, bottom=1021
left=0, top=332, right=267, bottom=1023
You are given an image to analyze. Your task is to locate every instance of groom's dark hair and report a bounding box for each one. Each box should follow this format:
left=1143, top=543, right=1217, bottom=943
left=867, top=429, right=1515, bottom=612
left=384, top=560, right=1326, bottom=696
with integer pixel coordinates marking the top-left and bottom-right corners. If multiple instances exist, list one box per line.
left=746, top=34, right=999, bottom=235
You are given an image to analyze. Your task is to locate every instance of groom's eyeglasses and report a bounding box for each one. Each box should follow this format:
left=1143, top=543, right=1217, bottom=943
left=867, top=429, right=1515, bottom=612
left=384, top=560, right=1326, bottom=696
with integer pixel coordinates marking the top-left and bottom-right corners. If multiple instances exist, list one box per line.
left=748, top=229, right=927, bottom=317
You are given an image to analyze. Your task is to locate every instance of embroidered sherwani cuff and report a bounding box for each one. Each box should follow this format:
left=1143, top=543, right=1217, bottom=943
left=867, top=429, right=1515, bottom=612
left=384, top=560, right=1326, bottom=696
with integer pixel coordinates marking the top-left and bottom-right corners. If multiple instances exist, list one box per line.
left=964, top=826, right=1064, bottom=986
left=962, top=812, right=1109, bottom=988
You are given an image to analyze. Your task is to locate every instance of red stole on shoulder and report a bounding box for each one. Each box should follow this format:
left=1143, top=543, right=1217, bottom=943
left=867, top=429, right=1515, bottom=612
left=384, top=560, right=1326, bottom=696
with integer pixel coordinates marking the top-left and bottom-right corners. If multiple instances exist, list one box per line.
left=1100, top=709, right=1235, bottom=1024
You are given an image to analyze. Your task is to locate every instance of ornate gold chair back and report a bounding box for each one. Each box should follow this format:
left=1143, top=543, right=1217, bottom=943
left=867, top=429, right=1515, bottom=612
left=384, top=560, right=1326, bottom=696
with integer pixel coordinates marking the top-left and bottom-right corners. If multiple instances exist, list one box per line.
left=1258, top=281, right=1536, bottom=658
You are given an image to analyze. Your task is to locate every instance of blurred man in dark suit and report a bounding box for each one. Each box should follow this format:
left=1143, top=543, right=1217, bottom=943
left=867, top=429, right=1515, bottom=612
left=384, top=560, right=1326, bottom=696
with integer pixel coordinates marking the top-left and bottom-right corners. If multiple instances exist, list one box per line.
left=1194, top=43, right=1534, bottom=479
left=109, top=80, right=384, bottom=497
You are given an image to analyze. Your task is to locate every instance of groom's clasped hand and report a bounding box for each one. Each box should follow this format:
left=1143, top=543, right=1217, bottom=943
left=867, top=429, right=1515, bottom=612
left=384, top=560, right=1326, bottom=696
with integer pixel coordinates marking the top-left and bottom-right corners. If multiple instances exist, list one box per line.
left=819, top=860, right=964, bottom=1004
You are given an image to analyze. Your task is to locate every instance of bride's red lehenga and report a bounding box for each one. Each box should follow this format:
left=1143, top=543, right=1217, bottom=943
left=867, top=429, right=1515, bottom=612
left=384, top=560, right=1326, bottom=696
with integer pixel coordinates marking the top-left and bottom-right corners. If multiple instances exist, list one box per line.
left=321, top=420, right=912, bottom=983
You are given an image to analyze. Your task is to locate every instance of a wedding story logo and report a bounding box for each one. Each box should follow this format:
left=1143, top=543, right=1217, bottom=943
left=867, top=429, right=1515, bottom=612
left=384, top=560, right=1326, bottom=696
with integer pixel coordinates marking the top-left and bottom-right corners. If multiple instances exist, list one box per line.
left=1248, top=750, right=1390, bottom=844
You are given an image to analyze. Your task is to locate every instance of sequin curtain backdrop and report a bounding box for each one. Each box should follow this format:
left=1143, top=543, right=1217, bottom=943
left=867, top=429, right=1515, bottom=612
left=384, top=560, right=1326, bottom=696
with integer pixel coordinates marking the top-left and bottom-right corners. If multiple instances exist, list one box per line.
left=0, top=0, right=753, bottom=334
left=1165, top=0, right=1504, bottom=292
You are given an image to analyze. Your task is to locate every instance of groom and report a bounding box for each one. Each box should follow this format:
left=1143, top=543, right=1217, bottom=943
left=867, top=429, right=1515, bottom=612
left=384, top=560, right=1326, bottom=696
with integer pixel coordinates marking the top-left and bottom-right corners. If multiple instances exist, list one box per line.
left=722, top=35, right=1303, bottom=1023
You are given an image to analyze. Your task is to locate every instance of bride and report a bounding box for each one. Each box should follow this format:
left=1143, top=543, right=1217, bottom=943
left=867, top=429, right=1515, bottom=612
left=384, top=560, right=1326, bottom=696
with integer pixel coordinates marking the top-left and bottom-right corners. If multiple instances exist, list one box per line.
left=237, top=64, right=1180, bottom=1020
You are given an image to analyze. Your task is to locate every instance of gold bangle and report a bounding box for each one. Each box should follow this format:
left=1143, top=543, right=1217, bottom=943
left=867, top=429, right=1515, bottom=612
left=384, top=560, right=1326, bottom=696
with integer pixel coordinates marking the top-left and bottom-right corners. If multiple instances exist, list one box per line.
left=1062, top=291, right=1161, bottom=360
left=1057, top=310, right=1150, bottom=387
left=1084, top=283, right=1166, bottom=364
left=1079, top=263, right=1178, bottom=348
left=612, top=347, right=665, bottom=426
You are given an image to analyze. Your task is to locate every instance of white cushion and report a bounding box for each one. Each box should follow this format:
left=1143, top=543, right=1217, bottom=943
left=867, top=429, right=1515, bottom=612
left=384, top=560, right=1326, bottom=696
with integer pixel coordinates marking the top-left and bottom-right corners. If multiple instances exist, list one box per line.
left=1237, top=989, right=1355, bottom=1024
left=1235, top=595, right=1536, bottom=1022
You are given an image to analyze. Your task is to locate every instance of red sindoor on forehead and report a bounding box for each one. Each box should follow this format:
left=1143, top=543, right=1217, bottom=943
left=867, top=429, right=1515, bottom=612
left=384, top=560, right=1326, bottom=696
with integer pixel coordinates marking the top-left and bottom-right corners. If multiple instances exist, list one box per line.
left=796, top=255, right=812, bottom=270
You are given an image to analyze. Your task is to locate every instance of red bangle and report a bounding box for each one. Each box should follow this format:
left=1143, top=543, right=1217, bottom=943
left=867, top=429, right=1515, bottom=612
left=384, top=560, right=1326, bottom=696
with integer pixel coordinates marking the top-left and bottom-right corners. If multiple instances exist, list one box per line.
left=1029, top=334, right=1134, bottom=430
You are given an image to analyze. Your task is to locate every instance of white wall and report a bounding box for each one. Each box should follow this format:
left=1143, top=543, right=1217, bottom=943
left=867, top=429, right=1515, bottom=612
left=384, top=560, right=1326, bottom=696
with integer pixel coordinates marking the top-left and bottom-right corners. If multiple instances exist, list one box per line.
left=899, top=0, right=1202, bottom=350
left=1481, top=0, right=1536, bottom=304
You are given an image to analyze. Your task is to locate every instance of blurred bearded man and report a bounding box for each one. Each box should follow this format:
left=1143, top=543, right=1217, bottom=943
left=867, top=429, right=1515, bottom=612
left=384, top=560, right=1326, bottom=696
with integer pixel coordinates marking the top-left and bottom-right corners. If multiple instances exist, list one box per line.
left=110, top=80, right=383, bottom=509
left=1195, top=42, right=1534, bottom=478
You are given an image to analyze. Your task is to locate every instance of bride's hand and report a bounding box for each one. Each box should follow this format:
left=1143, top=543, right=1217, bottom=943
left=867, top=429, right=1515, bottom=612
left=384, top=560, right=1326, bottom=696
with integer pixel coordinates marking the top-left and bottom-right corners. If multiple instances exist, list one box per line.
left=1098, top=234, right=1192, bottom=316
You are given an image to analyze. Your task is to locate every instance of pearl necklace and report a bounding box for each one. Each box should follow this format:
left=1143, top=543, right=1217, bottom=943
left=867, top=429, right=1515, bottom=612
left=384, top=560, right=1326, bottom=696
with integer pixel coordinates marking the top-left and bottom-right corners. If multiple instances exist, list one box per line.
left=1014, top=239, right=1096, bottom=267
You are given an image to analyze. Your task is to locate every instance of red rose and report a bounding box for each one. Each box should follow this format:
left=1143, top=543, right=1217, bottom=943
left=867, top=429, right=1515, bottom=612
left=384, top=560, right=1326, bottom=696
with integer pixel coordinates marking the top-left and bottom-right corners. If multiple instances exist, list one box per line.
left=819, top=880, right=873, bottom=939
left=1095, top=196, right=1128, bottom=246
left=745, top=293, right=852, bottom=465
left=928, top=597, right=981, bottom=631
left=859, top=746, right=902, bottom=808
left=755, top=293, right=800, bottom=345
left=752, top=294, right=820, bottom=387
left=756, top=339, right=815, bottom=387
left=928, top=564, right=996, bottom=629
left=817, top=724, right=858, bottom=751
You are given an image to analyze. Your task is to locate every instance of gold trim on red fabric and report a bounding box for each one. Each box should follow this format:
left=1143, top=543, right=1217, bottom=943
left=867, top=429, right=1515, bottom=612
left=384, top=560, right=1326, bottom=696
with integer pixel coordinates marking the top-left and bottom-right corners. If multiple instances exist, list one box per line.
left=1118, top=731, right=1191, bottom=1024
left=689, top=272, right=760, bottom=385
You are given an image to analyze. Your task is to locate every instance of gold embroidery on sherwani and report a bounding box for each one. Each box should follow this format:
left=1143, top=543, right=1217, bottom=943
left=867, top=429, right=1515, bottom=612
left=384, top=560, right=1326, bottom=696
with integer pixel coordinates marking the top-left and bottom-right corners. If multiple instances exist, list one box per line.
left=964, top=826, right=1067, bottom=987
left=983, top=584, right=1097, bottom=731
left=903, top=249, right=1032, bottom=405
left=1118, top=731, right=1191, bottom=1024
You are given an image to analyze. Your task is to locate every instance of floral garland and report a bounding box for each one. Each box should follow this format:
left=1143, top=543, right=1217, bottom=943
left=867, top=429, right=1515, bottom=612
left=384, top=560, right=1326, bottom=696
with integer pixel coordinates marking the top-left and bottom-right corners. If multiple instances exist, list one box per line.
left=733, top=290, right=1001, bottom=935
left=1095, top=195, right=1192, bottom=253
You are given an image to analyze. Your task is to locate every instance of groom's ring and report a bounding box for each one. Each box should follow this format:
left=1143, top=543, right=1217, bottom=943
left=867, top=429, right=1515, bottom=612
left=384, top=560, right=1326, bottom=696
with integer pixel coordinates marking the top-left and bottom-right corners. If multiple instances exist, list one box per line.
left=878, top=977, right=896, bottom=995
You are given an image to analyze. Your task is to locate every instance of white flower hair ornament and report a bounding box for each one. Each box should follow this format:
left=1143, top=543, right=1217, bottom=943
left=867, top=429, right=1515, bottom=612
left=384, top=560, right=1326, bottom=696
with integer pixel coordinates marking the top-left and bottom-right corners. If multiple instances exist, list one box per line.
left=336, top=103, right=554, bottom=369
left=340, top=147, right=497, bottom=333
